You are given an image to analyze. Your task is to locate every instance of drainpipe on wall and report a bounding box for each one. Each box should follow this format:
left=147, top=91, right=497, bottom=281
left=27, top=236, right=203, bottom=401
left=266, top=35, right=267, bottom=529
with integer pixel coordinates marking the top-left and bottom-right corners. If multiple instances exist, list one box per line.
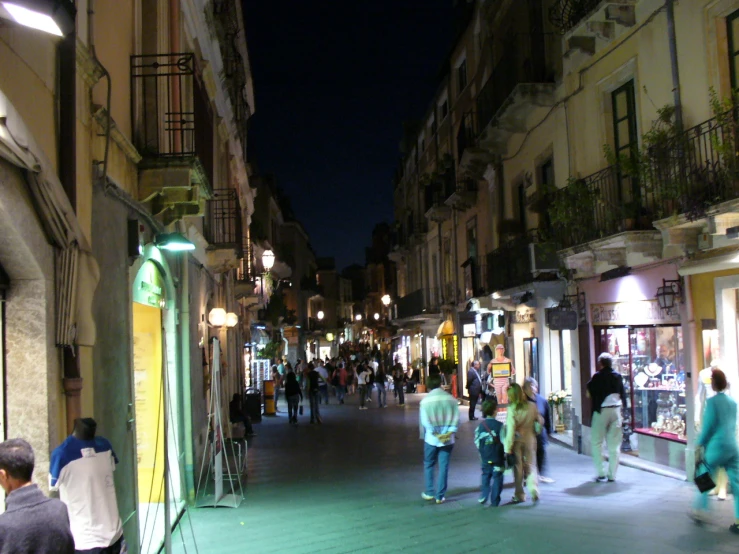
left=179, top=251, right=195, bottom=500
left=452, top=208, right=462, bottom=396
left=681, top=274, right=697, bottom=480
left=665, top=0, right=683, bottom=132
left=58, top=11, right=81, bottom=435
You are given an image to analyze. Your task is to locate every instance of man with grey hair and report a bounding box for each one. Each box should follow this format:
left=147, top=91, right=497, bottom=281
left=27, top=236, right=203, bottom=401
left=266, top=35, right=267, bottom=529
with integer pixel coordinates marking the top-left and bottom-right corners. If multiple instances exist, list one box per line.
left=523, top=377, right=553, bottom=483
left=586, top=352, right=628, bottom=482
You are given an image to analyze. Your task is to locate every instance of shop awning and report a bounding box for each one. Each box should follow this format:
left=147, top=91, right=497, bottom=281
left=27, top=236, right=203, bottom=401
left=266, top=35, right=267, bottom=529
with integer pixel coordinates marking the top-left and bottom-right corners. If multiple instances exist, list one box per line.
left=437, top=320, right=455, bottom=338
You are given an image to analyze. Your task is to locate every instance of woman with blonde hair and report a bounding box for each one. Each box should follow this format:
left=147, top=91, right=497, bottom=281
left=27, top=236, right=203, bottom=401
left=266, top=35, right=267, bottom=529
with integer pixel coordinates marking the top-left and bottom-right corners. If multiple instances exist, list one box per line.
left=504, top=382, right=543, bottom=504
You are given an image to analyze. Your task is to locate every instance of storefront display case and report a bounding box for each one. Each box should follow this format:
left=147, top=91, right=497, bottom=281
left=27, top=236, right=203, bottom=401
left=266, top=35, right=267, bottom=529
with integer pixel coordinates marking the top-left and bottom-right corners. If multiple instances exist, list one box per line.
left=596, top=325, right=686, bottom=444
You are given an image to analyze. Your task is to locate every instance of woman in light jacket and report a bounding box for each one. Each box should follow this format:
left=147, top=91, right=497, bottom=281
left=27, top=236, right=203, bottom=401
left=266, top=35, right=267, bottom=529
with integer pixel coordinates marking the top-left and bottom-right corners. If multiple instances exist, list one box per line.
left=691, top=369, right=739, bottom=534
left=504, top=383, right=542, bottom=504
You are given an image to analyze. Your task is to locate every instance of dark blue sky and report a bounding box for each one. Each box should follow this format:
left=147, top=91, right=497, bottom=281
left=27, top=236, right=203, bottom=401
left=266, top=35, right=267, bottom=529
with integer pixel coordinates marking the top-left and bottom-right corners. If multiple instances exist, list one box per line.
left=243, top=0, right=455, bottom=270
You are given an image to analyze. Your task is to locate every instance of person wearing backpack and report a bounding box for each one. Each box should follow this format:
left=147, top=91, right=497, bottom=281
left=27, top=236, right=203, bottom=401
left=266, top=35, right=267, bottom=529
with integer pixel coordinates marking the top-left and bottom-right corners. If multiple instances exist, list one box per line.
left=474, top=399, right=506, bottom=506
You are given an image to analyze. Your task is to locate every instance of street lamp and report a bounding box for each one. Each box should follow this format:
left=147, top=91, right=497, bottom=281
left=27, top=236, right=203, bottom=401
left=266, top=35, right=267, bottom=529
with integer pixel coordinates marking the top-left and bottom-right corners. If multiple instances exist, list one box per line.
left=208, top=308, right=227, bottom=327
left=381, top=294, right=391, bottom=307
left=373, top=313, right=380, bottom=321
left=1, top=1, right=76, bottom=36
left=262, top=249, right=275, bottom=271
left=656, top=278, right=682, bottom=310
left=225, top=312, right=239, bottom=328
left=317, top=310, right=325, bottom=321
left=355, top=314, right=362, bottom=321
left=326, top=332, right=335, bottom=342
left=155, top=232, right=195, bottom=252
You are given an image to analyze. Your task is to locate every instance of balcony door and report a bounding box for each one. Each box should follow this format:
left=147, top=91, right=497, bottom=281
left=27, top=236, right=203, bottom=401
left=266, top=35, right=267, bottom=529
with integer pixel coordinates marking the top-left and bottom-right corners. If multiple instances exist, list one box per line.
left=611, top=80, right=639, bottom=205
left=728, top=10, right=739, bottom=90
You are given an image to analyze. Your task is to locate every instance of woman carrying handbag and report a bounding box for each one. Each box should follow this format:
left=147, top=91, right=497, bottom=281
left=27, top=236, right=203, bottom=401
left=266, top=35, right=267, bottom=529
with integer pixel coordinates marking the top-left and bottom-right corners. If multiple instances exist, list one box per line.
left=689, top=369, right=739, bottom=534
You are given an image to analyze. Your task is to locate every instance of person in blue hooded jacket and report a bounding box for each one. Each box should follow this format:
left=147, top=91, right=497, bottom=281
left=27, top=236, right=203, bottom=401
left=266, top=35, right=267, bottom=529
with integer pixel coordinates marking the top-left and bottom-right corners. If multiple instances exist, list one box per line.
left=690, top=369, right=739, bottom=534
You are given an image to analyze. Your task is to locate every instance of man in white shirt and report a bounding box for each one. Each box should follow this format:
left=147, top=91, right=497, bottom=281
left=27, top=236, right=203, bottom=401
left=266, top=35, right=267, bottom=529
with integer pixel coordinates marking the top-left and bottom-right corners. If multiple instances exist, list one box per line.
left=419, top=375, right=460, bottom=504
left=316, top=360, right=330, bottom=404
left=357, top=365, right=370, bottom=410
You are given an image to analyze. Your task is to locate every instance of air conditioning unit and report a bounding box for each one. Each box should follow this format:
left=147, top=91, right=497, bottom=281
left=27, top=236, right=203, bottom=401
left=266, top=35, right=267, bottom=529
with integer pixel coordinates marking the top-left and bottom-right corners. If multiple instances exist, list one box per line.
left=529, top=243, right=559, bottom=274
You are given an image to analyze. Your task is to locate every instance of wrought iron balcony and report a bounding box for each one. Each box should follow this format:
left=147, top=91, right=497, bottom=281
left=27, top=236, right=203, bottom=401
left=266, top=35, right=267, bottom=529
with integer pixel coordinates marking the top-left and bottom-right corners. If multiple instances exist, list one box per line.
left=486, top=230, right=558, bottom=292
left=549, top=0, right=602, bottom=34
left=396, top=289, right=427, bottom=320
left=423, top=170, right=456, bottom=222
left=649, top=111, right=739, bottom=222
left=204, top=189, right=243, bottom=271
left=476, top=33, right=558, bottom=136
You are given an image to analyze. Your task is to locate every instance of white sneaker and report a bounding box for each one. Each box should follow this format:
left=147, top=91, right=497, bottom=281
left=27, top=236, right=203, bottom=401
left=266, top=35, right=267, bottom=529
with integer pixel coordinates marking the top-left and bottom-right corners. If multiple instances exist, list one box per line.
left=421, top=493, right=434, bottom=501
left=539, top=476, right=555, bottom=484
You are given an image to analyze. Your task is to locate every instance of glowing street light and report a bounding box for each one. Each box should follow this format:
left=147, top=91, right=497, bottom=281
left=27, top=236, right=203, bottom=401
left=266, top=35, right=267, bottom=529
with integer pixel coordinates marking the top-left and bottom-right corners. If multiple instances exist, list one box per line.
left=1, top=1, right=76, bottom=37
left=355, top=314, right=362, bottom=321
left=373, top=313, right=380, bottom=321
left=381, top=294, right=391, bottom=306
left=317, top=310, right=325, bottom=321
left=262, top=249, right=275, bottom=271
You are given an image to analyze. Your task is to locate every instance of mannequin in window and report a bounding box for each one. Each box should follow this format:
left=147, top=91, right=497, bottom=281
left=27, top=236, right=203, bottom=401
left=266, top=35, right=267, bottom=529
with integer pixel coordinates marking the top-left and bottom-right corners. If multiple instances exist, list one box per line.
left=50, top=418, right=125, bottom=553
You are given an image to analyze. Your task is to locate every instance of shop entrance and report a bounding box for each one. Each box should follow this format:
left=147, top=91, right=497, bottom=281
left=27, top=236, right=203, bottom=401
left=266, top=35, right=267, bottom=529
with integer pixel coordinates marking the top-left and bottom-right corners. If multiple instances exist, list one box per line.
left=132, top=259, right=183, bottom=554
left=596, top=325, right=686, bottom=451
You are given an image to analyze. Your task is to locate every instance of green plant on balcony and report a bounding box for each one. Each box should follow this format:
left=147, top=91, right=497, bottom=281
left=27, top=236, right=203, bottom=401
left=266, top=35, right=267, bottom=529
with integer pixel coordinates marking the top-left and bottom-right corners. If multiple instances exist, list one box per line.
left=549, top=176, right=598, bottom=246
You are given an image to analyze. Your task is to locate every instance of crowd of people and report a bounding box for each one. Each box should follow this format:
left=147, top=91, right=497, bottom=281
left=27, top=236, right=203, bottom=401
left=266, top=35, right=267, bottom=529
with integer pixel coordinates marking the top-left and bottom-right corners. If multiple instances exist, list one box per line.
left=264, top=356, right=416, bottom=424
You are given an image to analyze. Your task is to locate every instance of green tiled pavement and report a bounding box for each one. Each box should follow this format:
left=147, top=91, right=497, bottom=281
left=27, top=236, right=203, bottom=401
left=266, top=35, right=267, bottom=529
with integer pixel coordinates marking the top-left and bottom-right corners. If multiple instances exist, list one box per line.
left=173, top=392, right=737, bottom=554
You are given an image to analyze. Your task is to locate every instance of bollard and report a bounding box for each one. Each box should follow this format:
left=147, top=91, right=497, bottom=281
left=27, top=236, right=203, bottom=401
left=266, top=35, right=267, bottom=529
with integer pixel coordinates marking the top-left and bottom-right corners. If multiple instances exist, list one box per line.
left=263, top=380, right=276, bottom=416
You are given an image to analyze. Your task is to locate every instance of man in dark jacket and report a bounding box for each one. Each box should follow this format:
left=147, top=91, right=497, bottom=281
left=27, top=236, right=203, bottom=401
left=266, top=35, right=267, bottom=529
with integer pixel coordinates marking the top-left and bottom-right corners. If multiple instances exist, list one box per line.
left=524, top=377, right=554, bottom=483
left=0, top=438, right=75, bottom=553
left=587, top=352, right=628, bottom=482
left=466, top=361, right=483, bottom=421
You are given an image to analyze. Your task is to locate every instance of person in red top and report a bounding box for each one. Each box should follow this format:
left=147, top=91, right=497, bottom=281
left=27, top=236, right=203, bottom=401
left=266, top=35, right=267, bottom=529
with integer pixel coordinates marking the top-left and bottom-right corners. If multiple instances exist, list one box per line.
left=333, top=363, right=348, bottom=404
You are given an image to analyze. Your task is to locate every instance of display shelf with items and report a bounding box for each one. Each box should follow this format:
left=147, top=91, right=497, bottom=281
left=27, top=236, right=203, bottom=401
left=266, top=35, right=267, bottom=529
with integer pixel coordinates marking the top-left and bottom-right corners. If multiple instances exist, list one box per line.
left=596, top=324, right=686, bottom=445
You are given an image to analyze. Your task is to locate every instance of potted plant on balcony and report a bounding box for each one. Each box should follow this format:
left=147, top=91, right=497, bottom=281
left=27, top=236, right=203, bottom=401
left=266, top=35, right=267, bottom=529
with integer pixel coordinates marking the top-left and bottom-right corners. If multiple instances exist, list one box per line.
left=549, top=176, right=598, bottom=247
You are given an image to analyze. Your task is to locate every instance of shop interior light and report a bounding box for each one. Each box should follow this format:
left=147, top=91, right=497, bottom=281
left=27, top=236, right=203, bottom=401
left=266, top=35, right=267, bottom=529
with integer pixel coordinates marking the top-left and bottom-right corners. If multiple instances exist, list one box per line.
left=1, top=1, right=75, bottom=36
left=225, top=312, right=239, bottom=328
left=656, top=278, right=681, bottom=310
left=262, top=249, right=275, bottom=271
left=155, top=232, right=195, bottom=252
left=381, top=294, right=392, bottom=306
left=208, top=308, right=227, bottom=327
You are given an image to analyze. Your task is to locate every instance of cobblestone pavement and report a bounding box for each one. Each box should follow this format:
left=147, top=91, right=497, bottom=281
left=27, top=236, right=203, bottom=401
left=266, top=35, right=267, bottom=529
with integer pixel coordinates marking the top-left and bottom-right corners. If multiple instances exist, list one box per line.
left=173, top=391, right=738, bottom=554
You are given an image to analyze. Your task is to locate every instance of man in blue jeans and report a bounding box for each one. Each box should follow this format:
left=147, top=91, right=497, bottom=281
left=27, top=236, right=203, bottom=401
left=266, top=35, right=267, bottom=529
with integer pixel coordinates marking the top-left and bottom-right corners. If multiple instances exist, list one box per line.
left=419, top=374, right=460, bottom=504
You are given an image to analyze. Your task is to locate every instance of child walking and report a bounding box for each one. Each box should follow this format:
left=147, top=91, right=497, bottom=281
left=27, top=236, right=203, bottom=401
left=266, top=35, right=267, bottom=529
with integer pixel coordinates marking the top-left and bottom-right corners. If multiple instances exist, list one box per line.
left=474, top=399, right=506, bottom=507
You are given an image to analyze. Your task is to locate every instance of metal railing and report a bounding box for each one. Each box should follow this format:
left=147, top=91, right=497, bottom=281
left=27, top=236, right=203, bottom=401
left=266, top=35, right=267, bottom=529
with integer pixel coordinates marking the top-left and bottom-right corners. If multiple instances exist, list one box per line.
left=549, top=0, right=603, bottom=34
left=486, top=233, right=536, bottom=292
left=649, top=111, right=739, bottom=219
left=205, top=189, right=243, bottom=251
left=476, top=33, right=557, bottom=132
left=131, top=53, right=196, bottom=157
left=237, top=241, right=253, bottom=282
left=424, top=169, right=457, bottom=209
left=457, top=111, right=477, bottom=160
left=396, top=289, right=425, bottom=319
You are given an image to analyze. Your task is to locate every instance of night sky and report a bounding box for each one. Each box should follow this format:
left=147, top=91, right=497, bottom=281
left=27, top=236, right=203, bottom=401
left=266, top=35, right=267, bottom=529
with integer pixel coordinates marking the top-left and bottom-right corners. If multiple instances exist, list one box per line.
left=243, top=0, right=455, bottom=270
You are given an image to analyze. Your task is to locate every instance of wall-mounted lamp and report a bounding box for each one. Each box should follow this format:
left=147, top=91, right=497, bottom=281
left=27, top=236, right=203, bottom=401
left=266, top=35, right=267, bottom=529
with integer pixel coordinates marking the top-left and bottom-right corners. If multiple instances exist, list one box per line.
left=155, top=232, right=195, bottom=252
left=262, top=249, right=275, bottom=271
left=373, top=313, right=380, bottom=320
left=208, top=308, right=227, bottom=327
left=656, top=278, right=682, bottom=310
left=1, top=1, right=76, bottom=37
left=317, top=310, right=325, bottom=321
left=326, top=332, right=335, bottom=342
left=355, top=314, right=362, bottom=321
left=225, top=312, right=239, bottom=328
left=381, top=294, right=392, bottom=306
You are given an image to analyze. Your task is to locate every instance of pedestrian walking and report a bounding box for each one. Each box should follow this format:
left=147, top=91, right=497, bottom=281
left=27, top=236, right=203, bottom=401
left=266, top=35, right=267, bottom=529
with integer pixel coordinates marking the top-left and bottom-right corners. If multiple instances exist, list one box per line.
left=272, top=366, right=282, bottom=412
left=308, top=365, right=323, bottom=424
left=586, top=352, right=627, bottom=482
left=316, top=359, right=330, bottom=405
left=467, top=360, right=483, bottom=421
left=474, top=399, right=506, bottom=507
left=0, top=438, right=75, bottom=553
left=524, top=377, right=554, bottom=483
left=284, top=371, right=303, bottom=425
left=393, top=364, right=407, bottom=406
left=689, top=369, right=739, bottom=534
left=504, top=383, right=542, bottom=504
left=347, top=364, right=356, bottom=395
left=366, top=363, right=375, bottom=403
left=357, top=364, right=370, bottom=410
left=419, top=374, right=460, bottom=504
left=332, top=364, right=347, bottom=404
left=376, top=364, right=388, bottom=407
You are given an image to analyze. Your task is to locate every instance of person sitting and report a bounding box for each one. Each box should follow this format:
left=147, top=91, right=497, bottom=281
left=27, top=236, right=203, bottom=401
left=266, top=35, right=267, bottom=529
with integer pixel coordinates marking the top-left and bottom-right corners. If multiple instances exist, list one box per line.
left=229, top=394, right=256, bottom=437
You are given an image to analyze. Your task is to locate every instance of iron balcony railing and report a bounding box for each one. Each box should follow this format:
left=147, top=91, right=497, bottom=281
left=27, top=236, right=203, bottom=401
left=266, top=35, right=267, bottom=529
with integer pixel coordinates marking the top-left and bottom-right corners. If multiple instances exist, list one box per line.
left=396, top=289, right=426, bottom=320
left=457, top=111, right=477, bottom=160
left=649, top=111, right=739, bottom=219
left=476, top=33, right=557, bottom=132
left=237, top=241, right=253, bottom=282
left=486, top=232, right=537, bottom=293
left=131, top=53, right=196, bottom=157
left=549, top=0, right=602, bottom=34
left=205, top=189, right=243, bottom=252
left=423, top=169, right=457, bottom=209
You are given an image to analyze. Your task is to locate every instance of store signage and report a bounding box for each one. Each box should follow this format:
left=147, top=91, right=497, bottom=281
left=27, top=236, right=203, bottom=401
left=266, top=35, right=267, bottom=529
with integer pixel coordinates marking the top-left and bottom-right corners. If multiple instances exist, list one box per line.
left=463, top=323, right=476, bottom=337
left=547, top=309, right=579, bottom=331
left=591, top=300, right=680, bottom=326
left=133, top=261, right=165, bottom=308
left=513, top=309, right=536, bottom=324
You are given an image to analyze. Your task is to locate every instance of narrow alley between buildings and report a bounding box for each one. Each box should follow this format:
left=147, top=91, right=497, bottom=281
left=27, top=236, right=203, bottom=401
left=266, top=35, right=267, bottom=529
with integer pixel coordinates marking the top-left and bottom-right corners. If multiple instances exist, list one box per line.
left=174, top=394, right=735, bottom=554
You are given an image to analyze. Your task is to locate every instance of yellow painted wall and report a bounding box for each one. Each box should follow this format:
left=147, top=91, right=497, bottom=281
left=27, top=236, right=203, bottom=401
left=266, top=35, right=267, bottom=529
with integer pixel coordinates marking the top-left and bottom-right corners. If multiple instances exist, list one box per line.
left=0, top=26, right=57, bottom=172
left=133, top=302, right=165, bottom=504
left=690, top=268, right=739, bottom=323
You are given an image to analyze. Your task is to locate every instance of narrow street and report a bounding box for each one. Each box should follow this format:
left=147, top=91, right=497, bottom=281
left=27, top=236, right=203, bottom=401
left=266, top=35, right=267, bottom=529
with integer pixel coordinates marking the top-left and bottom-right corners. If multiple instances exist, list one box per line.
left=175, top=394, right=736, bottom=554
